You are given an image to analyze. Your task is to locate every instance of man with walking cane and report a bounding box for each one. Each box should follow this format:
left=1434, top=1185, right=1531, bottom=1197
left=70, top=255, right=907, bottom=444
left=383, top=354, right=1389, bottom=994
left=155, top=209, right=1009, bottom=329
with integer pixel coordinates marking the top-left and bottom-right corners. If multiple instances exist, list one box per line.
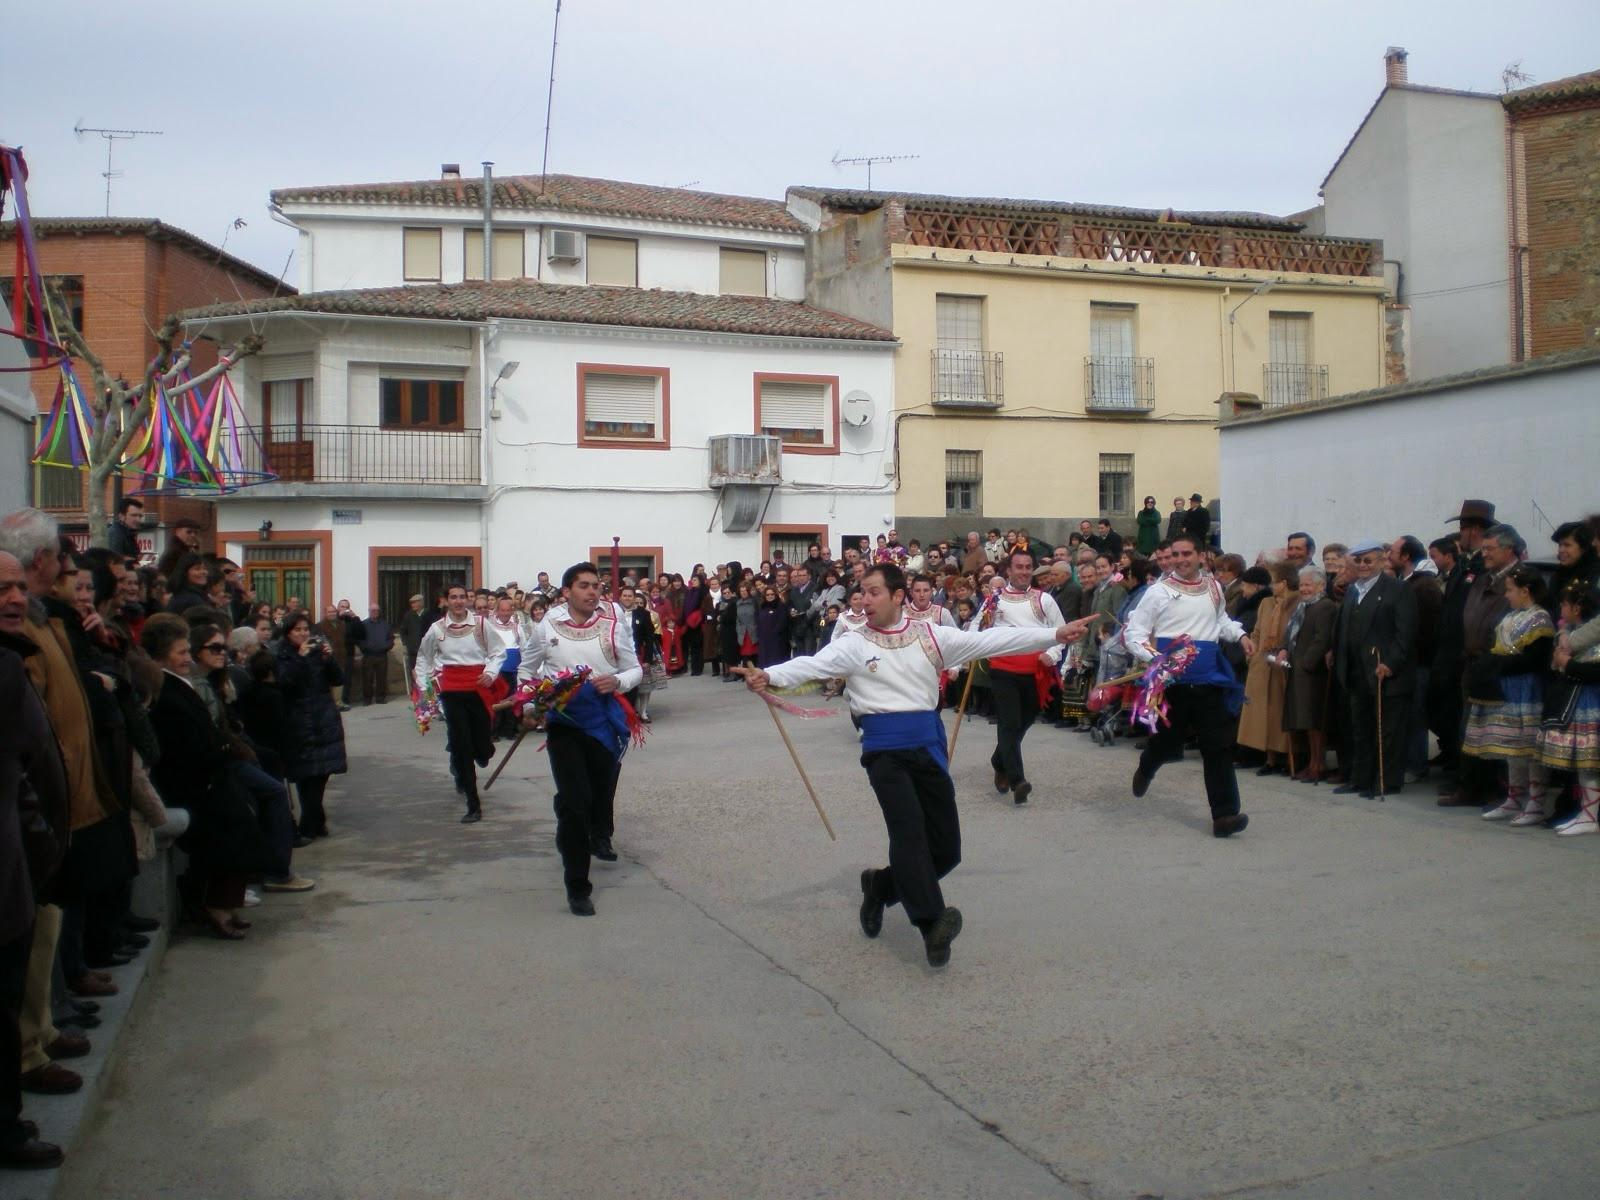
left=517, top=563, right=642, bottom=917
left=734, top=563, right=1090, bottom=969
left=1331, top=539, right=1417, bottom=799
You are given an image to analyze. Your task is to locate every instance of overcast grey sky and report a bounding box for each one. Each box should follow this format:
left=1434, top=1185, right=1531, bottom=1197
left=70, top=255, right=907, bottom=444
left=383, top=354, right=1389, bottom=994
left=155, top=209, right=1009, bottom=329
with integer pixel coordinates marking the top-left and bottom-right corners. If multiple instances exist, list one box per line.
left=6, top=0, right=1597, bottom=284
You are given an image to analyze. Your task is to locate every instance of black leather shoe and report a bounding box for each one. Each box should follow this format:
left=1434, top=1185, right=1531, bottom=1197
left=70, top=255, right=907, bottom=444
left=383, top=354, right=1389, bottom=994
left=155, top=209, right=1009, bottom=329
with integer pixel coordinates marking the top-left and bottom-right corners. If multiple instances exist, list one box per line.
left=460, top=809, right=482, bottom=824
left=70, top=999, right=100, bottom=1015
left=57, top=1011, right=100, bottom=1030
left=1331, top=783, right=1363, bottom=795
left=122, top=914, right=159, bottom=934
left=1213, top=813, right=1250, bottom=838
left=84, top=951, right=133, bottom=969
left=0, top=1137, right=64, bottom=1169
left=292, top=834, right=314, bottom=848
left=993, top=766, right=1010, bottom=794
left=568, top=895, right=596, bottom=917
left=1132, top=767, right=1152, bottom=798
left=120, top=932, right=151, bottom=950
left=1011, top=780, right=1033, bottom=806
left=859, top=869, right=884, bottom=939
left=591, top=836, right=618, bottom=862
left=923, top=907, right=963, bottom=968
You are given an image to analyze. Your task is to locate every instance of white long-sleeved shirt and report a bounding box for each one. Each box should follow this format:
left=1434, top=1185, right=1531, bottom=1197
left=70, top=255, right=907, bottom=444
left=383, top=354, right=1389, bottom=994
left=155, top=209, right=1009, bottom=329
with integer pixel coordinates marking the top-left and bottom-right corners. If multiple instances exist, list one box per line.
left=1122, top=573, right=1245, bottom=663
left=766, top=618, right=1062, bottom=715
left=990, top=586, right=1066, bottom=665
left=903, top=601, right=960, bottom=630
left=414, top=613, right=506, bottom=691
left=486, top=612, right=529, bottom=658
left=517, top=601, right=643, bottom=693
left=830, top=610, right=869, bottom=644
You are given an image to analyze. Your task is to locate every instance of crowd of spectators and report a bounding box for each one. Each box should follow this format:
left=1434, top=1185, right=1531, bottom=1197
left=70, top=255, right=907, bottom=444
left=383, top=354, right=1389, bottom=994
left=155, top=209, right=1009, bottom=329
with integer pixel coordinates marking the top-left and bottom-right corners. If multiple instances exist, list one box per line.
left=0, top=505, right=346, bottom=1170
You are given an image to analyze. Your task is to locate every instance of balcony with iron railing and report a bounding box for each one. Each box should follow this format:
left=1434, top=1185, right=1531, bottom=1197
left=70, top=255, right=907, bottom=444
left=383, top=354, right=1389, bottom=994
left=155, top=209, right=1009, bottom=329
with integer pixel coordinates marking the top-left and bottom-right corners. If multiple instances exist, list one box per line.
left=1084, top=356, right=1155, bottom=413
left=238, top=424, right=483, bottom=488
left=1262, top=363, right=1330, bottom=409
left=931, top=348, right=1004, bottom=408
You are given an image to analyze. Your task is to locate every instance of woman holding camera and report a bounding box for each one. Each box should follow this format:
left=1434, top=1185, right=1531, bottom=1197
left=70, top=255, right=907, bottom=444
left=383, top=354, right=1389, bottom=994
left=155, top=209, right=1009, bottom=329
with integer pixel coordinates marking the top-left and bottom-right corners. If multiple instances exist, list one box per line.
left=274, top=613, right=348, bottom=838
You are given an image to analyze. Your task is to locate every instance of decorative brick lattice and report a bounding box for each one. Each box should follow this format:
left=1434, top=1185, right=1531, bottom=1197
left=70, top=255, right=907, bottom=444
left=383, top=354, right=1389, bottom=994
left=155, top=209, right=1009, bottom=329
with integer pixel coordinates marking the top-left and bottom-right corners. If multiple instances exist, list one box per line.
left=904, top=209, right=1061, bottom=255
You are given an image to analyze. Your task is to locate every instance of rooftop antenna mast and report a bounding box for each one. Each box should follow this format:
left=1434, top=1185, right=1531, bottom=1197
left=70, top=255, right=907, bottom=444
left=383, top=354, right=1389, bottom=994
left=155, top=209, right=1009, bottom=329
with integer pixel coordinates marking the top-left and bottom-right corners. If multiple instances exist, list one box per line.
left=74, top=123, right=164, bottom=216
left=831, top=151, right=919, bottom=190
left=538, top=0, right=563, bottom=195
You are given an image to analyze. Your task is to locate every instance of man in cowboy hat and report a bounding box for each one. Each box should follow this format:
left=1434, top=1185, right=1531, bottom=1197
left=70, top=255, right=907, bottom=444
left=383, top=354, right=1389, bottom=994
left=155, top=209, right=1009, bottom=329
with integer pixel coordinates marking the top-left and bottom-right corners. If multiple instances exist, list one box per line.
left=1433, top=500, right=1499, bottom=806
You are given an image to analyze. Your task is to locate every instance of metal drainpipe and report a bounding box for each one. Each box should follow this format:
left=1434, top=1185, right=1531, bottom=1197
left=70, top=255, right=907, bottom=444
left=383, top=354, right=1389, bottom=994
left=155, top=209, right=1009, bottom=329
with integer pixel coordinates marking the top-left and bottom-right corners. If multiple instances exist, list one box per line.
left=482, top=161, right=494, bottom=281
left=479, top=163, right=494, bottom=578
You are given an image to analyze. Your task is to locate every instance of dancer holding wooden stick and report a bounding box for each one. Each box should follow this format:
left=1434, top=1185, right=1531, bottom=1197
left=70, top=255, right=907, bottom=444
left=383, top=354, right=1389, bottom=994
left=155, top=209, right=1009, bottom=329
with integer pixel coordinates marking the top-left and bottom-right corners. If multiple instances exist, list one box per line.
left=734, top=563, right=1090, bottom=969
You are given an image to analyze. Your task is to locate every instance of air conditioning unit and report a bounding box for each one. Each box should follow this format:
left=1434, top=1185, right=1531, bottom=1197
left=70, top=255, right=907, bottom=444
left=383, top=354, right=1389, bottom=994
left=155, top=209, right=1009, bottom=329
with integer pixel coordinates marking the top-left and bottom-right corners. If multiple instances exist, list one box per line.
left=547, top=229, right=582, bottom=263
left=708, top=435, right=781, bottom=487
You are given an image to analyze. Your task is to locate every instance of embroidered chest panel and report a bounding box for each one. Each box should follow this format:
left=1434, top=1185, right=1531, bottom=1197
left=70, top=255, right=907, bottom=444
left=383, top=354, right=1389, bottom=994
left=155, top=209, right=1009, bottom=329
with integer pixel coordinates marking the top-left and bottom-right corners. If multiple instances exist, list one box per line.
left=858, top=622, right=943, bottom=668
left=999, top=589, right=1045, bottom=622
left=551, top=616, right=617, bottom=665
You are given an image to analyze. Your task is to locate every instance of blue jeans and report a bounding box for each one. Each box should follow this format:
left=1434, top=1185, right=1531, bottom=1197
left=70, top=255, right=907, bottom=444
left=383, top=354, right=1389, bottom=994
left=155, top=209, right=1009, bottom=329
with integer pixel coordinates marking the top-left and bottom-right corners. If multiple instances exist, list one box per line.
left=226, top=760, right=295, bottom=880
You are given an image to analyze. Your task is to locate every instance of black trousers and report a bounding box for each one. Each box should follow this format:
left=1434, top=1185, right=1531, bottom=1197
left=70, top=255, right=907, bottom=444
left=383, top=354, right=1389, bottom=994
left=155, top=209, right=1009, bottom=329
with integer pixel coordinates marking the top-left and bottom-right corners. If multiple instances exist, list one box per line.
left=686, top=631, right=705, bottom=675
left=1137, top=684, right=1241, bottom=819
left=440, top=690, right=492, bottom=809
left=989, top=669, right=1040, bottom=785
left=1348, top=683, right=1408, bottom=793
left=361, top=655, right=388, bottom=704
left=298, top=773, right=330, bottom=836
left=1, top=928, right=28, bottom=1150
left=547, top=724, right=621, bottom=900
left=863, top=748, right=960, bottom=928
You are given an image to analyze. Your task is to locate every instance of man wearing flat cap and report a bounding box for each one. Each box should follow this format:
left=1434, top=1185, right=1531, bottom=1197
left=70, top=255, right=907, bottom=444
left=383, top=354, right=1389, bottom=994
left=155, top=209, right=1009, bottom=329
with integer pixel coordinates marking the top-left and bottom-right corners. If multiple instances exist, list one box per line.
left=1332, top=538, right=1417, bottom=798
left=1181, top=494, right=1212, bottom=548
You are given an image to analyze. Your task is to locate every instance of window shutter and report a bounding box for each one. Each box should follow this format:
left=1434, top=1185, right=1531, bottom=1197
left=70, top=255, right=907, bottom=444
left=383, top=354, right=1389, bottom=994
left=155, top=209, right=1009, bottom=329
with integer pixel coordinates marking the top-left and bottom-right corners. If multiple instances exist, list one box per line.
left=584, top=373, right=658, bottom=426
left=759, top=380, right=827, bottom=434
left=586, top=237, right=638, bottom=287
left=465, top=229, right=526, bottom=280
left=720, top=248, right=767, bottom=296
left=403, top=228, right=441, bottom=280
left=261, top=352, right=315, bottom=382
left=1269, top=313, right=1311, bottom=365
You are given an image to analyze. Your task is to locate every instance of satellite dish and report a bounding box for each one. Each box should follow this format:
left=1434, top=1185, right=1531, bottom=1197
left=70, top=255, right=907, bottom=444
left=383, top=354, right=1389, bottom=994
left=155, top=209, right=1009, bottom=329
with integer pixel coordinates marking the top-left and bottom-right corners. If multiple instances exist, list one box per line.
left=842, top=389, right=874, bottom=427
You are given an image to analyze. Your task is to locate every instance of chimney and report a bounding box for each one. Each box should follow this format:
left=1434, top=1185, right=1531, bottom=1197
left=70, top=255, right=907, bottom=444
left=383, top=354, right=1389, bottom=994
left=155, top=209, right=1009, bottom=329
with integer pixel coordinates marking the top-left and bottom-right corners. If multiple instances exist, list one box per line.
left=441, top=163, right=461, bottom=180
left=1384, top=47, right=1408, bottom=87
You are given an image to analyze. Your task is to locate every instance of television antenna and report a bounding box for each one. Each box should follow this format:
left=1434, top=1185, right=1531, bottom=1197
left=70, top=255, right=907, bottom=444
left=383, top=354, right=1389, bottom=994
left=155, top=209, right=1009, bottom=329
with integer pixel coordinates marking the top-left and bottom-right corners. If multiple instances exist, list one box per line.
left=74, top=122, right=164, bottom=216
left=831, top=151, right=918, bottom=190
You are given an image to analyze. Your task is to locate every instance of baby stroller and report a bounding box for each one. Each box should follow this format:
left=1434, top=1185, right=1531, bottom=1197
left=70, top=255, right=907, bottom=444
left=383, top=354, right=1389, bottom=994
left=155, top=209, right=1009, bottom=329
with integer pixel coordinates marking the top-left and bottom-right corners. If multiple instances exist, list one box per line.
left=1086, top=626, right=1138, bottom=746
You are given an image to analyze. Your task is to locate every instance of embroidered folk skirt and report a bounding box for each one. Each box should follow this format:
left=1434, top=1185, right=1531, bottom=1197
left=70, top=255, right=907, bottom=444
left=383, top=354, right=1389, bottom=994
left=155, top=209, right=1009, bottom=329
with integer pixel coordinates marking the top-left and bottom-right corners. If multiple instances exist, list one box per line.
left=1538, top=683, right=1600, bottom=772
left=1462, top=673, right=1543, bottom=761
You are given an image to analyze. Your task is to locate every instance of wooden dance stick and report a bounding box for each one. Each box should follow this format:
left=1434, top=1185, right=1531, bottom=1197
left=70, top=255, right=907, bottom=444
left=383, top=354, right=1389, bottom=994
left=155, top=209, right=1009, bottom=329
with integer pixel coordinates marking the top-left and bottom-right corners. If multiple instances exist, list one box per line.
left=482, top=726, right=528, bottom=791
left=1372, top=647, right=1387, bottom=801
left=947, top=660, right=980, bottom=761
left=765, top=697, right=837, bottom=841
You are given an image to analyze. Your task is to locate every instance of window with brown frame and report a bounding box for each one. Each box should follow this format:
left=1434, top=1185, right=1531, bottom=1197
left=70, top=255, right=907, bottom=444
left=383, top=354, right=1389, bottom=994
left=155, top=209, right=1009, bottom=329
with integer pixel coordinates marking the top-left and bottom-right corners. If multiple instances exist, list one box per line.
left=380, top=377, right=464, bottom=430
left=1, top=275, right=85, bottom=347
left=578, top=366, right=667, bottom=446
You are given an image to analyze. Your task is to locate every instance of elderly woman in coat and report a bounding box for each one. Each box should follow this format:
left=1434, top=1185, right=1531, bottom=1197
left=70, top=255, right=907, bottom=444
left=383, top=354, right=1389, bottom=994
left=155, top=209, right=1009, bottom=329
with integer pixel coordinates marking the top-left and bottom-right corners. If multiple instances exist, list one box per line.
left=1280, top=565, right=1338, bottom=782
left=274, top=612, right=348, bottom=839
left=1238, top=561, right=1299, bottom=773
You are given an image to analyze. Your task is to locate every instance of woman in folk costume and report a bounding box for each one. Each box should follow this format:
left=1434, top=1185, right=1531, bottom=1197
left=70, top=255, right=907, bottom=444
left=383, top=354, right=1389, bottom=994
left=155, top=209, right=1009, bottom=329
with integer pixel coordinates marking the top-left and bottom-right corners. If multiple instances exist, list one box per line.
left=1467, top=567, right=1556, bottom=826
left=734, top=563, right=1091, bottom=968
left=1541, top=582, right=1600, bottom=835
left=1281, top=565, right=1338, bottom=782
left=1238, top=562, right=1298, bottom=774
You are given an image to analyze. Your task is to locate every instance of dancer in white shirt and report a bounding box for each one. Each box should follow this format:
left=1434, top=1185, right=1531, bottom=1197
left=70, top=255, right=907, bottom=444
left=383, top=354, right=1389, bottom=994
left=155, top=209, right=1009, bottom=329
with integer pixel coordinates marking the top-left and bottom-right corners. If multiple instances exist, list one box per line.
left=518, top=563, right=642, bottom=916
left=735, top=564, right=1090, bottom=968
left=414, top=582, right=505, bottom=823
left=903, top=574, right=960, bottom=629
left=1123, top=534, right=1256, bottom=837
left=985, top=550, right=1067, bottom=805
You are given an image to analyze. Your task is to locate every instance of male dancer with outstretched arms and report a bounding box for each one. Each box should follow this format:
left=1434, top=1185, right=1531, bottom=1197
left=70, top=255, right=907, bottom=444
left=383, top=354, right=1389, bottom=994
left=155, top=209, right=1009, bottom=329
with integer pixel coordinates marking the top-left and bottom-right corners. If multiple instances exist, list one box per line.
left=736, top=564, right=1089, bottom=967
left=414, top=582, right=504, bottom=823
left=987, top=549, right=1067, bottom=805
left=518, top=563, right=642, bottom=916
left=1123, top=533, right=1255, bottom=837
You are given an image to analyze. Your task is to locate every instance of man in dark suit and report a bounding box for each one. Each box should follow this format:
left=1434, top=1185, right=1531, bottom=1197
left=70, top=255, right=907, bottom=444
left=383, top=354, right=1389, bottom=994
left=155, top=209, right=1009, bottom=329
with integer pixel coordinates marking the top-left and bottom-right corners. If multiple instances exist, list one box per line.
left=1181, top=494, right=1212, bottom=548
left=1390, top=535, right=1444, bottom=781
left=1333, top=539, right=1418, bottom=798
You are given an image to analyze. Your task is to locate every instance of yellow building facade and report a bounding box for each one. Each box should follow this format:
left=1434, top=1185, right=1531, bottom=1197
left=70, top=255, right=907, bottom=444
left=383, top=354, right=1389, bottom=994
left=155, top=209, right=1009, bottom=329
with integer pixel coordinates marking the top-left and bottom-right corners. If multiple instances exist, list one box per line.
left=788, top=189, right=1389, bottom=549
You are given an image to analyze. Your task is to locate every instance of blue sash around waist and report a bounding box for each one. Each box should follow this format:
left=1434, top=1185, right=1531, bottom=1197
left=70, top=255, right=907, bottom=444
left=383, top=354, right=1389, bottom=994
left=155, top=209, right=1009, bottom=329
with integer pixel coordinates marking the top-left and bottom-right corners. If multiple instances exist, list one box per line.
left=548, top=682, right=632, bottom=761
left=1155, top=637, right=1245, bottom=715
left=500, top=647, right=521, bottom=676
left=859, top=710, right=948, bottom=771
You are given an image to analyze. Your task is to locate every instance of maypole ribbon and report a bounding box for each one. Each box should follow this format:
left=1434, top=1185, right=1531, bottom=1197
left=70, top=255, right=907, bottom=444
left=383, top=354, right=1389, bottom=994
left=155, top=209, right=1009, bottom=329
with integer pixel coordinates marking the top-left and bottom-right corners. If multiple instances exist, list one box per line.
left=1129, top=635, right=1199, bottom=735
left=760, top=685, right=837, bottom=720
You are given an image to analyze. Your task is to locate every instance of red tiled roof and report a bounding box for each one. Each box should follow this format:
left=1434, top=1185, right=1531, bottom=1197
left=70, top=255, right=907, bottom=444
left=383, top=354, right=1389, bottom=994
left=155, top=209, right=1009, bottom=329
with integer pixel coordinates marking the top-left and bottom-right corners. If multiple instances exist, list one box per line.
left=0, top=217, right=292, bottom=294
left=184, top=280, right=896, bottom=342
left=787, top=186, right=1304, bottom=232
left=1503, top=68, right=1600, bottom=112
left=271, top=173, right=803, bottom=234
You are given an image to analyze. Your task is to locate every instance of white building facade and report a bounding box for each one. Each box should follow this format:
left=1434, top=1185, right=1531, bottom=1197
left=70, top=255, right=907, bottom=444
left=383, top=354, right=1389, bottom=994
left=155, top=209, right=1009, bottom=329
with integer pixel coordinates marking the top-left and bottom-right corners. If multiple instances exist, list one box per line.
left=1218, top=349, right=1600, bottom=562
left=187, top=172, right=897, bottom=611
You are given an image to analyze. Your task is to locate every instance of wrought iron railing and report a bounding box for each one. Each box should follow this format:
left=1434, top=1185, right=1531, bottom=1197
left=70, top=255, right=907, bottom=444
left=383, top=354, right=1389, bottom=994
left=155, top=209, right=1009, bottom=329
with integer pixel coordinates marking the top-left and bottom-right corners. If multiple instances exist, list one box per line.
left=244, top=425, right=482, bottom=484
left=1084, top=356, right=1155, bottom=411
left=1261, top=363, right=1330, bottom=409
left=931, top=349, right=1004, bottom=408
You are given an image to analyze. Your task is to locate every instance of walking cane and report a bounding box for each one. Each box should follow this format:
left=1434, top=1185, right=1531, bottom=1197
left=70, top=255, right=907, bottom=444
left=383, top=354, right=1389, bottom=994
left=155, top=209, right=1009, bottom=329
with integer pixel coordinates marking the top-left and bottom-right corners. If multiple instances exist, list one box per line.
left=1371, top=647, right=1387, bottom=801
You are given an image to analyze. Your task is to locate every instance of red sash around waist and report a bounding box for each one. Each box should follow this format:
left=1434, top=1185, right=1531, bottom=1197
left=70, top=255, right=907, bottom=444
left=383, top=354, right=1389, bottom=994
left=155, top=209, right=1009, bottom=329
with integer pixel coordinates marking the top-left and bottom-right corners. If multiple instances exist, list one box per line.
left=989, top=652, right=1040, bottom=676
left=439, top=664, right=509, bottom=716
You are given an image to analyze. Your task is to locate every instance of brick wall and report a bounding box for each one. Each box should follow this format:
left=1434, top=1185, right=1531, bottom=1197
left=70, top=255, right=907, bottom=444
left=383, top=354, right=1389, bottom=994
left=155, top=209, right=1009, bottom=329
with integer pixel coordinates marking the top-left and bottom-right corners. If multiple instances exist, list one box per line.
left=1518, top=102, right=1600, bottom=356
left=0, top=226, right=281, bottom=529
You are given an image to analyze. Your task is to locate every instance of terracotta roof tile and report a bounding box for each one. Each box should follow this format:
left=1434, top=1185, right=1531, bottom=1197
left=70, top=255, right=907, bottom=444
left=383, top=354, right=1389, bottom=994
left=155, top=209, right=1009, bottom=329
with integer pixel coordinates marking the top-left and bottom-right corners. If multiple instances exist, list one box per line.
left=1503, top=68, right=1600, bottom=111
left=787, top=186, right=1304, bottom=232
left=184, top=280, right=896, bottom=342
left=271, top=173, right=803, bottom=234
left=0, top=217, right=291, bottom=294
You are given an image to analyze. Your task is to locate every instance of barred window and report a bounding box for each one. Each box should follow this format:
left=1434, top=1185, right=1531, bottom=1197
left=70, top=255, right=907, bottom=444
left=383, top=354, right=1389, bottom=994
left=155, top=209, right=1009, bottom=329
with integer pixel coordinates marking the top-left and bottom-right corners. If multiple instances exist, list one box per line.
left=1098, top=453, right=1133, bottom=516
left=946, top=449, right=981, bottom=515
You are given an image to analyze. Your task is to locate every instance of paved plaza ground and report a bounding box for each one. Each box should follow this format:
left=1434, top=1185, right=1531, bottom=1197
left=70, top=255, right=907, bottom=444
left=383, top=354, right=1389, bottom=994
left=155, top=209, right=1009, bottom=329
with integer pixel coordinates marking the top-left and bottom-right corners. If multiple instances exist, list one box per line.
left=45, top=675, right=1600, bottom=1199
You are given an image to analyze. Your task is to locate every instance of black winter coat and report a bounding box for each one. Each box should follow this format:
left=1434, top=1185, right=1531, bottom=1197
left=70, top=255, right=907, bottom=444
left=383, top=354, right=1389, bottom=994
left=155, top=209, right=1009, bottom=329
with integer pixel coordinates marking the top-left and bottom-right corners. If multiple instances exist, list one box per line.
left=274, top=643, right=348, bottom=781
